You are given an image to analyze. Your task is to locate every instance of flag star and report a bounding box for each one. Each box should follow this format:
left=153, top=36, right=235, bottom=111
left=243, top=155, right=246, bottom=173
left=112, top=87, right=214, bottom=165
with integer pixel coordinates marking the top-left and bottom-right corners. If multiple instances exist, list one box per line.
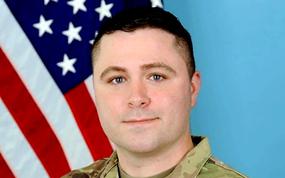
left=33, top=15, right=53, bottom=37
left=67, top=0, right=87, bottom=15
left=62, top=22, right=82, bottom=44
left=89, top=31, right=98, bottom=45
left=57, top=54, right=77, bottom=76
left=89, top=39, right=94, bottom=45
left=150, top=0, right=163, bottom=8
left=95, top=0, right=114, bottom=21
left=44, top=0, right=58, bottom=5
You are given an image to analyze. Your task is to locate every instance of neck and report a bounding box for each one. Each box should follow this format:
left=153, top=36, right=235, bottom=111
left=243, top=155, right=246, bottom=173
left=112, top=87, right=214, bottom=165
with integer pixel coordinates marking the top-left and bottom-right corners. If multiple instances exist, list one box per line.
left=116, top=134, right=193, bottom=177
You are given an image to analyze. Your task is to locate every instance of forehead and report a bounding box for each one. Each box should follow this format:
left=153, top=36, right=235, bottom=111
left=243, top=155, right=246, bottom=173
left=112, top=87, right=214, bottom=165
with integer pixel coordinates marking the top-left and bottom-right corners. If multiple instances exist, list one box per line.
left=93, top=28, right=187, bottom=71
left=101, top=28, right=176, bottom=51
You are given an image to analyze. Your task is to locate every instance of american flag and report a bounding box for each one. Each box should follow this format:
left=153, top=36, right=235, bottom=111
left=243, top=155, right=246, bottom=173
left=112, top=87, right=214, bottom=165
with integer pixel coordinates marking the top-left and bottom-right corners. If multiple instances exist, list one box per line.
left=0, top=0, right=163, bottom=177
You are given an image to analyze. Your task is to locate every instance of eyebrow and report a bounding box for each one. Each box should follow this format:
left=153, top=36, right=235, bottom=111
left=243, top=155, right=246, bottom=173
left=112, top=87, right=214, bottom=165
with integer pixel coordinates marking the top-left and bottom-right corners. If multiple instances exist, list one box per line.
left=100, top=66, right=127, bottom=80
left=99, top=62, right=176, bottom=80
left=141, top=62, right=176, bottom=75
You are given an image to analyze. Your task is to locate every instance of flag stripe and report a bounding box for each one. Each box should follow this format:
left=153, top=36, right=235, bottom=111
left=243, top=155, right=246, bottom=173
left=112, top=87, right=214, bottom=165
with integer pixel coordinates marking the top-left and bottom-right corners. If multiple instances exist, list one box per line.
left=0, top=154, right=15, bottom=178
left=0, top=100, right=49, bottom=178
left=0, top=50, right=70, bottom=177
left=65, top=83, right=113, bottom=160
left=0, top=1, right=93, bottom=169
left=85, top=75, right=96, bottom=103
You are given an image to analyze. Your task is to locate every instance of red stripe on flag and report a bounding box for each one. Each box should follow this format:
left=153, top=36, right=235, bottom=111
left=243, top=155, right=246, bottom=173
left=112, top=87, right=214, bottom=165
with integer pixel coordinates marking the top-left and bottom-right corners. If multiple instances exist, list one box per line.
left=0, top=49, right=70, bottom=177
left=0, top=154, right=15, bottom=178
left=65, top=83, right=113, bottom=160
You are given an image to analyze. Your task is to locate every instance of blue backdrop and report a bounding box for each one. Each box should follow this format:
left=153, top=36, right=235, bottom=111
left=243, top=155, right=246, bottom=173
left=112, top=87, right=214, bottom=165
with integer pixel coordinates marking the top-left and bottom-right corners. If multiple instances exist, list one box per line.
left=164, top=1, right=285, bottom=178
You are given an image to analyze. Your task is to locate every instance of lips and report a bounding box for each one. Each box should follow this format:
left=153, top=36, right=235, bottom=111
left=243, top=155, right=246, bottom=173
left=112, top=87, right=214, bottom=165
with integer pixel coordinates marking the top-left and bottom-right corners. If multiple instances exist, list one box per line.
left=123, top=117, right=159, bottom=124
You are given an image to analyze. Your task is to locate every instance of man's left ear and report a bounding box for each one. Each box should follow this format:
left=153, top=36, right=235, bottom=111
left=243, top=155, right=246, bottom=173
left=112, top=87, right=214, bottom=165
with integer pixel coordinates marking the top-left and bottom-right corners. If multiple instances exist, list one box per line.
left=190, top=72, right=201, bottom=107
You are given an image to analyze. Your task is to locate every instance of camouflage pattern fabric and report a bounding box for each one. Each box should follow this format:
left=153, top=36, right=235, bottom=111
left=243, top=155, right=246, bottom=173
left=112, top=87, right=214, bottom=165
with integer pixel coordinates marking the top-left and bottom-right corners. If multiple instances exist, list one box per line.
left=62, top=137, right=247, bottom=178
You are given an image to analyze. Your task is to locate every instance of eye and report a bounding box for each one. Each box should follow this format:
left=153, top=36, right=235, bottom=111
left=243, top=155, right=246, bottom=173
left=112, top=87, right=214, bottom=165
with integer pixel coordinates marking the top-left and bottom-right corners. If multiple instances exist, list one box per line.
left=110, top=76, right=126, bottom=84
left=149, top=74, right=165, bottom=81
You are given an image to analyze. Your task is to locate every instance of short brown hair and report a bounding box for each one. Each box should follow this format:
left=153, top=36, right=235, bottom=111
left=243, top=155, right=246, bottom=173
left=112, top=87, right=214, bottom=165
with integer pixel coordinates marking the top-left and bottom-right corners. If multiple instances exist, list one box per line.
left=92, top=7, right=196, bottom=78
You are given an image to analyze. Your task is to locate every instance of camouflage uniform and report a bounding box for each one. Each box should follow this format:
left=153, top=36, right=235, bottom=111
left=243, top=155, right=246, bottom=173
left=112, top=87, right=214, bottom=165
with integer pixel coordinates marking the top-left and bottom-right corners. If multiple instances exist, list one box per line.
left=62, top=137, right=247, bottom=178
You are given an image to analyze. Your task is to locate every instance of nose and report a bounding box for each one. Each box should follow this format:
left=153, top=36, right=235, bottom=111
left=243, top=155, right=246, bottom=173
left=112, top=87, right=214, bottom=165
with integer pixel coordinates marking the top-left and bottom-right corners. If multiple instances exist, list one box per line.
left=128, top=81, right=151, bottom=108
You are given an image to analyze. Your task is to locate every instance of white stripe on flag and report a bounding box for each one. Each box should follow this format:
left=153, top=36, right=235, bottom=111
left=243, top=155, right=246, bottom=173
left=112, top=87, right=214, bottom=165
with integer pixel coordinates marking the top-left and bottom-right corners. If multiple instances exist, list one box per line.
left=85, top=75, right=95, bottom=103
left=0, top=99, right=49, bottom=178
left=0, top=1, right=93, bottom=169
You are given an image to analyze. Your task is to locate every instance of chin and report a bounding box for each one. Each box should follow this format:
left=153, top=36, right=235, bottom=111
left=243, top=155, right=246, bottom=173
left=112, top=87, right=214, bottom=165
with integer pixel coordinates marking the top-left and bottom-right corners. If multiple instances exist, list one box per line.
left=116, top=139, right=161, bottom=155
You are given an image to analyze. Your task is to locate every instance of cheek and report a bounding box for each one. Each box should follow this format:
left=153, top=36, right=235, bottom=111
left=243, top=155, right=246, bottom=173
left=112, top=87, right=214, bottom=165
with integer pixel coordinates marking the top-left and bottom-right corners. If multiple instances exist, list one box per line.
left=95, top=89, right=126, bottom=118
left=94, top=90, right=124, bottom=135
left=153, top=83, right=191, bottom=107
left=153, top=89, right=191, bottom=136
left=151, top=86, right=192, bottom=119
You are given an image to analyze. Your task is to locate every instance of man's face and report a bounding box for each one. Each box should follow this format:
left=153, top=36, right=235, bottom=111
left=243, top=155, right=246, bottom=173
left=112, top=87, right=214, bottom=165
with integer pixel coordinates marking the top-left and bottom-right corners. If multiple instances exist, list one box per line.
left=93, top=28, right=200, bottom=154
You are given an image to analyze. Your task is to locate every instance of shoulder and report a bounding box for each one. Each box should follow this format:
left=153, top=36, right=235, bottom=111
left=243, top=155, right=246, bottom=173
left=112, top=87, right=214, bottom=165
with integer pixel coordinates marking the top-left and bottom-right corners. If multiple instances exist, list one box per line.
left=197, top=157, right=247, bottom=178
left=61, top=158, right=109, bottom=178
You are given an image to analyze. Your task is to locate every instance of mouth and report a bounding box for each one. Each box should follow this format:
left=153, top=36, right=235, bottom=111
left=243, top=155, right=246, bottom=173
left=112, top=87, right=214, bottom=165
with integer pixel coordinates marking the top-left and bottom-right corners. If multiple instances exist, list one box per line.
left=123, top=117, right=159, bottom=124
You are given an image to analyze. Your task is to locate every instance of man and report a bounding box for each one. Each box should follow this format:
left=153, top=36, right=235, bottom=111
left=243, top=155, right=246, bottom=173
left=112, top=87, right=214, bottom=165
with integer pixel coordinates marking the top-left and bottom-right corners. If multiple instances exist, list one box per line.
left=63, top=7, right=246, bottom=178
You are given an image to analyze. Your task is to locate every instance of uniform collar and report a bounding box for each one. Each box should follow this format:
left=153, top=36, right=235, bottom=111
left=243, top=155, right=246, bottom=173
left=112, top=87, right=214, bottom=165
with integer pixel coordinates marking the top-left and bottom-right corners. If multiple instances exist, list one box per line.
left=169, top=136, right=211, bottom=177
left=99, top=152, right=118, bottom=178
